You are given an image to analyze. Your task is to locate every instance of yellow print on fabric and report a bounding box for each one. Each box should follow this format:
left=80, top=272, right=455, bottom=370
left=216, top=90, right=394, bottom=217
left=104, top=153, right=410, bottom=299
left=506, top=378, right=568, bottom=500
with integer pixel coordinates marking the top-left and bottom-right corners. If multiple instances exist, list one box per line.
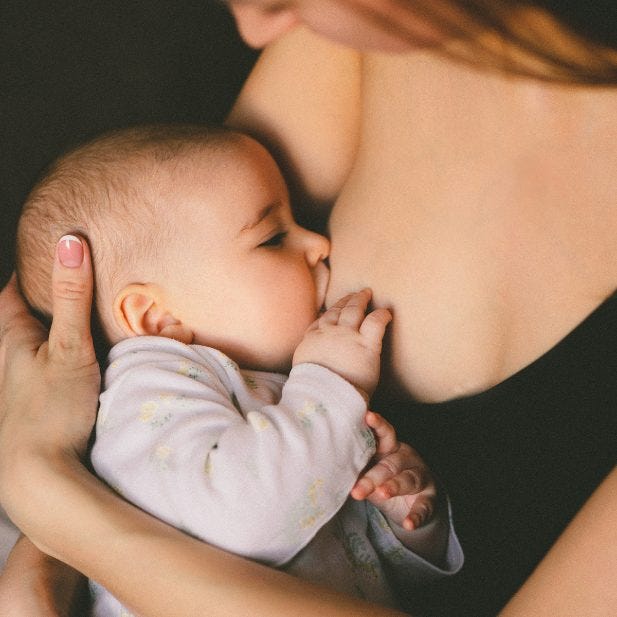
left=97, top=403, right=110, bottom=428
left=204, top=453, right=212, bottom=476
left=247, top=411, right=272, bottom=431
left=296, top=401, right=328, bottom=429
left=139, top=401, right=158, bottom=421
left=299, top=479, right=325, bottom=529
left=139, top=400, right=172, bottom=428
left=342, top=531, right=380, bottom=580
left=151, top=444, right=173, bottom=471
left=177, top=362, right=205, bottom=380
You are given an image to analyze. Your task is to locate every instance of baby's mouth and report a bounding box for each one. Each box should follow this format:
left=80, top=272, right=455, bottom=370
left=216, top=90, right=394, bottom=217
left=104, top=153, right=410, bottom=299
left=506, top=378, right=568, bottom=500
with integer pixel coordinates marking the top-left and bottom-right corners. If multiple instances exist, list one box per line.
left=315, top=261, right=330, bottom=314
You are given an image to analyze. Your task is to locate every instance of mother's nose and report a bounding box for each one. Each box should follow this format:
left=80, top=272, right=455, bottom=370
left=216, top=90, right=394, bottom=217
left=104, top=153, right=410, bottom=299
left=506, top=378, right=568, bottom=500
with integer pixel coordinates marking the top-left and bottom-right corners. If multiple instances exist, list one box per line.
left=229, top=3, right=300, bottom=48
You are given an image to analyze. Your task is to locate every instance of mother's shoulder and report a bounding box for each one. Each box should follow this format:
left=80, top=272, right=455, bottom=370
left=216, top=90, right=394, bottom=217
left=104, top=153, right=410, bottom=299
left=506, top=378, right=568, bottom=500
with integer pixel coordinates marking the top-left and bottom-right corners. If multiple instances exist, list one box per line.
left=228, top=27, right=362, bottom=205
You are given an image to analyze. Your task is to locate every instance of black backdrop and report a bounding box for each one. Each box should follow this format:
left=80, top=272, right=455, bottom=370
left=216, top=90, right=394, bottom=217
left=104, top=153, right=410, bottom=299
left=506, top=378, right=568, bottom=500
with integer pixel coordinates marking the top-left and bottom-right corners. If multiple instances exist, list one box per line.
left=1, top=1, right=258, bottom=286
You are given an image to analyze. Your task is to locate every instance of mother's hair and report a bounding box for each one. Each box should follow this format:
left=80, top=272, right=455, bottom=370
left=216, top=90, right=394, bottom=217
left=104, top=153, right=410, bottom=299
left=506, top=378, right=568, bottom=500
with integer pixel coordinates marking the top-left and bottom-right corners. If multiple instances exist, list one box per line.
left=389, top=0, right=617, bottom=83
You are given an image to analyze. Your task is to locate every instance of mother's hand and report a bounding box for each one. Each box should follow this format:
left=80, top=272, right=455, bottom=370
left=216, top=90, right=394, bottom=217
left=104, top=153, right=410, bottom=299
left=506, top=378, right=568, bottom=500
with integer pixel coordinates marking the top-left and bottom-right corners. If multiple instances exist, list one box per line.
left=0, top=237, right=410, bottom=617
left=0, top=535, right=90, bottom=617
left=0, top=236, right=100, bottom=528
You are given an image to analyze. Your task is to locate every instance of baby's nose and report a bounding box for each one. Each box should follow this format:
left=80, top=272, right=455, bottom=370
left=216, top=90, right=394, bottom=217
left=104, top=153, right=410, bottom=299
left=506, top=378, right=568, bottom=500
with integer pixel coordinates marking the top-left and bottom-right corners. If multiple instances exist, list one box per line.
left=305, top=230, right=330, bottom=266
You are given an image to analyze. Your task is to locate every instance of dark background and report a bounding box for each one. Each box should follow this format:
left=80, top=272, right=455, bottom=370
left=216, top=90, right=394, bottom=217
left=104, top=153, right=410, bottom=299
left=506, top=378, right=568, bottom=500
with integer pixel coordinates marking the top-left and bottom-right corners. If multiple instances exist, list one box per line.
left=1, top=1, right=258, bottom=286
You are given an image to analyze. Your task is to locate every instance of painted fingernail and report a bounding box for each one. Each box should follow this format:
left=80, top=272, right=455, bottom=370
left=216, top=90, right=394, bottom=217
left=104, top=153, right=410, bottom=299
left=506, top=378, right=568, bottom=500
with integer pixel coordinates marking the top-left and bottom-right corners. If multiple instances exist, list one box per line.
left=57, top=235, right=84, bottom=268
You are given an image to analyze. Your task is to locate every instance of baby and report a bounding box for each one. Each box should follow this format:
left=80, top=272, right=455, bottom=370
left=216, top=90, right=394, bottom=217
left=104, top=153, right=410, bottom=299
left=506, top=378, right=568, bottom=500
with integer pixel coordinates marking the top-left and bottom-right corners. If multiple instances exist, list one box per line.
left=16, top=125, right=462, bottom=615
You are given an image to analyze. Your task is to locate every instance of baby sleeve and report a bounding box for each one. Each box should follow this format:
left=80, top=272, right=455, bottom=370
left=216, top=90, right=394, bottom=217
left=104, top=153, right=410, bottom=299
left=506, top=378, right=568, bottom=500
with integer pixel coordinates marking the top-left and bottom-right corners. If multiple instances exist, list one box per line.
left=92, top=337, right=375, bottom=566
left=366, top=501, right=464, bottom=587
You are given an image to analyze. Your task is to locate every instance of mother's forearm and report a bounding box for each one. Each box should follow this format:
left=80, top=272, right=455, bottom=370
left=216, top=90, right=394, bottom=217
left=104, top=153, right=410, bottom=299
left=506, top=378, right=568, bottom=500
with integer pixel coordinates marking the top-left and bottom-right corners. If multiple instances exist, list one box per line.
left=14, top=453, right=408, bottom=617
left=499, top=466, right=617, bottom=617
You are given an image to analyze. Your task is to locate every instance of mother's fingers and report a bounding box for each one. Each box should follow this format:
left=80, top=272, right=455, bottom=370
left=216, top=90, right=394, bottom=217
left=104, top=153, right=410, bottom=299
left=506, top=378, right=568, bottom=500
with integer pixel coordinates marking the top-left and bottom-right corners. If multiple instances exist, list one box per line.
left=48, top=235, right=96, bottom=364
left=0, top=274, right=47, bottom=356
left=0, top=274, right=25, bottom=326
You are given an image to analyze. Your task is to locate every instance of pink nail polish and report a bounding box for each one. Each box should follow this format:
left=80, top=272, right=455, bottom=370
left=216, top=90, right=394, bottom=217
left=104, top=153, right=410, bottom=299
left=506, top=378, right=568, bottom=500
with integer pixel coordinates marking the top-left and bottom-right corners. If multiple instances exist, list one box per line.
left=57, top=235, right=84, bottom=268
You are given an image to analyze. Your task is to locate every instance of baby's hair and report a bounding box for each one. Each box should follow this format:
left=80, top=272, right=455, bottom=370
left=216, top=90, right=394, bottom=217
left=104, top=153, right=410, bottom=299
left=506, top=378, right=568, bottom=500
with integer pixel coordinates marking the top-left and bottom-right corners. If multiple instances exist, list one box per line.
left=16, top=123, right=243, bottom=342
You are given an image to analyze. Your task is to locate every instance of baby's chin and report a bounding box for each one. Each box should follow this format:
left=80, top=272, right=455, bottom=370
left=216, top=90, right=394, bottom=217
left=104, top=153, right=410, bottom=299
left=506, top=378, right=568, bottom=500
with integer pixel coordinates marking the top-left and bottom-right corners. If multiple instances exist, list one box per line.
left=243, top=356, right=292, bottom=375
left=242, top=340, right=300, bottom=374
left=262, top=332, right=314, bottom=374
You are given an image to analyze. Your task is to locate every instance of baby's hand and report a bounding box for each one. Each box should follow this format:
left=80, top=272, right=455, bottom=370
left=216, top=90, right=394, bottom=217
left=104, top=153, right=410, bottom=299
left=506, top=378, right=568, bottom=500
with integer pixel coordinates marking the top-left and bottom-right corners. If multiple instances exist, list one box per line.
left=292, top=289, right=391, bottom=400
left=351, top=412, right=437, bottom=530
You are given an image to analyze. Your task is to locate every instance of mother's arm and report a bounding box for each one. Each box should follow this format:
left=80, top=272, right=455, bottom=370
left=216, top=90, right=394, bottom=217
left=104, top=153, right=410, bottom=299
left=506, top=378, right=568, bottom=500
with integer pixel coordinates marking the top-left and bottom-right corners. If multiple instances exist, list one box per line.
left=0, top=241, right=406, bottom=617
left=500, top=466, right=617, bottom=617
left=0, top=534, right=89, bottom=617
left=0, top=32, right=368, bottom=615
left=13, top=452, right=407, bottom=617
left=227, top=26, right=361, bottom=222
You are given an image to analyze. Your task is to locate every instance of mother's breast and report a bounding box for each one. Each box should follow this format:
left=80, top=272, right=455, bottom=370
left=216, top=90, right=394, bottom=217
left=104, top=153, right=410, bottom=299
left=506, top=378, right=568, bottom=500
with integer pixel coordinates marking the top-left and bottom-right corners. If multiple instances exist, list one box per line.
left=324, top=53, right=514, bottom=401
left=325, top=50, right=617, bottom=403
left=327, top=174, right=511, bottom=403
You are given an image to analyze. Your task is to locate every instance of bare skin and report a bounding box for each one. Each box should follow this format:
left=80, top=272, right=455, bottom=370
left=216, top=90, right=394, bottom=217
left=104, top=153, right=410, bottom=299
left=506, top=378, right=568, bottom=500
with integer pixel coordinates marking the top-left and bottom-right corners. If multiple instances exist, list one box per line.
left=0, top=264, right=410, bottom=617
left=0, top=535, right=89, bottom=617
left=232, top=30, right=617, bottom=403
left=229, top=25, right=617, bottom=616
left=332, top=53, right=617, bottom=402
left=1, top=10, right=616, bottom=617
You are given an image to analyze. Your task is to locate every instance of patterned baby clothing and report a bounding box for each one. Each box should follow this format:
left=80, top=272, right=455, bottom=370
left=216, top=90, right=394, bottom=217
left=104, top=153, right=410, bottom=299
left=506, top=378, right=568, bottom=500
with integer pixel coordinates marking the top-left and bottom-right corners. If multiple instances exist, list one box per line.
left=90, top=337, right=462, bottom=616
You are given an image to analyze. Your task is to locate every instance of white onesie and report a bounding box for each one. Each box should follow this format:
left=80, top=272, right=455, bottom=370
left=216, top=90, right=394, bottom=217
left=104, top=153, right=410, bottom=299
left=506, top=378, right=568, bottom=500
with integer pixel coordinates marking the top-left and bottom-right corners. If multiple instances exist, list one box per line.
left=90, top=336, right=462, bottom=616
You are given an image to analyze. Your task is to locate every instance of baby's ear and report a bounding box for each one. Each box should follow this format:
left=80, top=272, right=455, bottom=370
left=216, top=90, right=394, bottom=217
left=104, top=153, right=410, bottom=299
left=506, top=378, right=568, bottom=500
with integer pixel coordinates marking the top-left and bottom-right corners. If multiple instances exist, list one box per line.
left=113, top=284, right=193, bottom=344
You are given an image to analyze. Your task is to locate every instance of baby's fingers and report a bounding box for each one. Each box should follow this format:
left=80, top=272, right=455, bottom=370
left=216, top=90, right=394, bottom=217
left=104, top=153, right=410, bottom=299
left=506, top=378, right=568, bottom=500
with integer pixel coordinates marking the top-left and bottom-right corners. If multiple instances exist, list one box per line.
left=351, top=464, right=426, bottom=501
left=320, top=289, right=371, bottom=328
left=365, top=411, right=398, bottom=457
left=351, top=439, right=433, bottom=499
left=359, top=307, right=392, bottom=347
left=373, top=469, right=424, bottom=500
left=402, top=493, right=436, bottom=531
left=351, top=454, right=428, bottom=501
left=338, top=288, right=372, bottom=328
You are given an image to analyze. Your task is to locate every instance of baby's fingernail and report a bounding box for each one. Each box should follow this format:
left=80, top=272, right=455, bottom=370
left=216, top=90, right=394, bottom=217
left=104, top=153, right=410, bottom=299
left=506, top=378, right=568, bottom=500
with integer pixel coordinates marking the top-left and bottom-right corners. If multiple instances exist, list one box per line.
left=57, top=235, right=84, bottom=268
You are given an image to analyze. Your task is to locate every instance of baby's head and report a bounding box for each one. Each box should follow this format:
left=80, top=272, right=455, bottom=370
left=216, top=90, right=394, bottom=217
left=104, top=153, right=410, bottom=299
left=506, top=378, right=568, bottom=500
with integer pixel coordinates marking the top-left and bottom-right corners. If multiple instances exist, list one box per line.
left=17, top=125, right=330, bottom=371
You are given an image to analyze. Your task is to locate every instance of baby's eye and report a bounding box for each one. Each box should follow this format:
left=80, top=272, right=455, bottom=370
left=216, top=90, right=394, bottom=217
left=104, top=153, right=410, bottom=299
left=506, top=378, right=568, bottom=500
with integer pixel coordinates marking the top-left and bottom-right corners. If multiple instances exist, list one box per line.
left=259, top=232, right=287, bottom=248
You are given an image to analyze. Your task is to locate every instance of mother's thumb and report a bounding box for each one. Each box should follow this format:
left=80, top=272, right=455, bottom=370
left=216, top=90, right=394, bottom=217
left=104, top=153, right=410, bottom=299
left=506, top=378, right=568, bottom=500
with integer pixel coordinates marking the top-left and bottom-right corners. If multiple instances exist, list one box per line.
left=48, top=235, right=95, bottom=361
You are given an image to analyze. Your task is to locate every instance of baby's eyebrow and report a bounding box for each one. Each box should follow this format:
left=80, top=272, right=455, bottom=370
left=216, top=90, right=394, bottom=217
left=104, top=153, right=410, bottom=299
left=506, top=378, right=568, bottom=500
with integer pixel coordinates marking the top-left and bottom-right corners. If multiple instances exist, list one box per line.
left=238, top=202, right=279, bottom=235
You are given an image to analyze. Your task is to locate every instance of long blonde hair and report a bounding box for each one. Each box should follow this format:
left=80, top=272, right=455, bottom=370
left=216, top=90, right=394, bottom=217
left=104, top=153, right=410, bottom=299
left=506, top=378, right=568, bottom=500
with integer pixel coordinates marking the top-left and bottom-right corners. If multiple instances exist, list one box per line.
left=350, top=0, right=617, bottom=84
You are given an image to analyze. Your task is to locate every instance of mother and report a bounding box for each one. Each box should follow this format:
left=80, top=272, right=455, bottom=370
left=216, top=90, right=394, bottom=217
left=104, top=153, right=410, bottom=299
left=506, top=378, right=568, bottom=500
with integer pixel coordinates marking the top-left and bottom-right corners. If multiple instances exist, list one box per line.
left=1, top=1, right=616, bottom=615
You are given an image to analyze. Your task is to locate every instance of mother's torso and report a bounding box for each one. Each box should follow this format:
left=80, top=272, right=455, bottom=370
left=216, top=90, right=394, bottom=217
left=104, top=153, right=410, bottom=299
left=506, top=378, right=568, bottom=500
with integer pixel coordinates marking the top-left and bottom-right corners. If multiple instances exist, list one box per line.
left=326, top=50, right=617, bottom=402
